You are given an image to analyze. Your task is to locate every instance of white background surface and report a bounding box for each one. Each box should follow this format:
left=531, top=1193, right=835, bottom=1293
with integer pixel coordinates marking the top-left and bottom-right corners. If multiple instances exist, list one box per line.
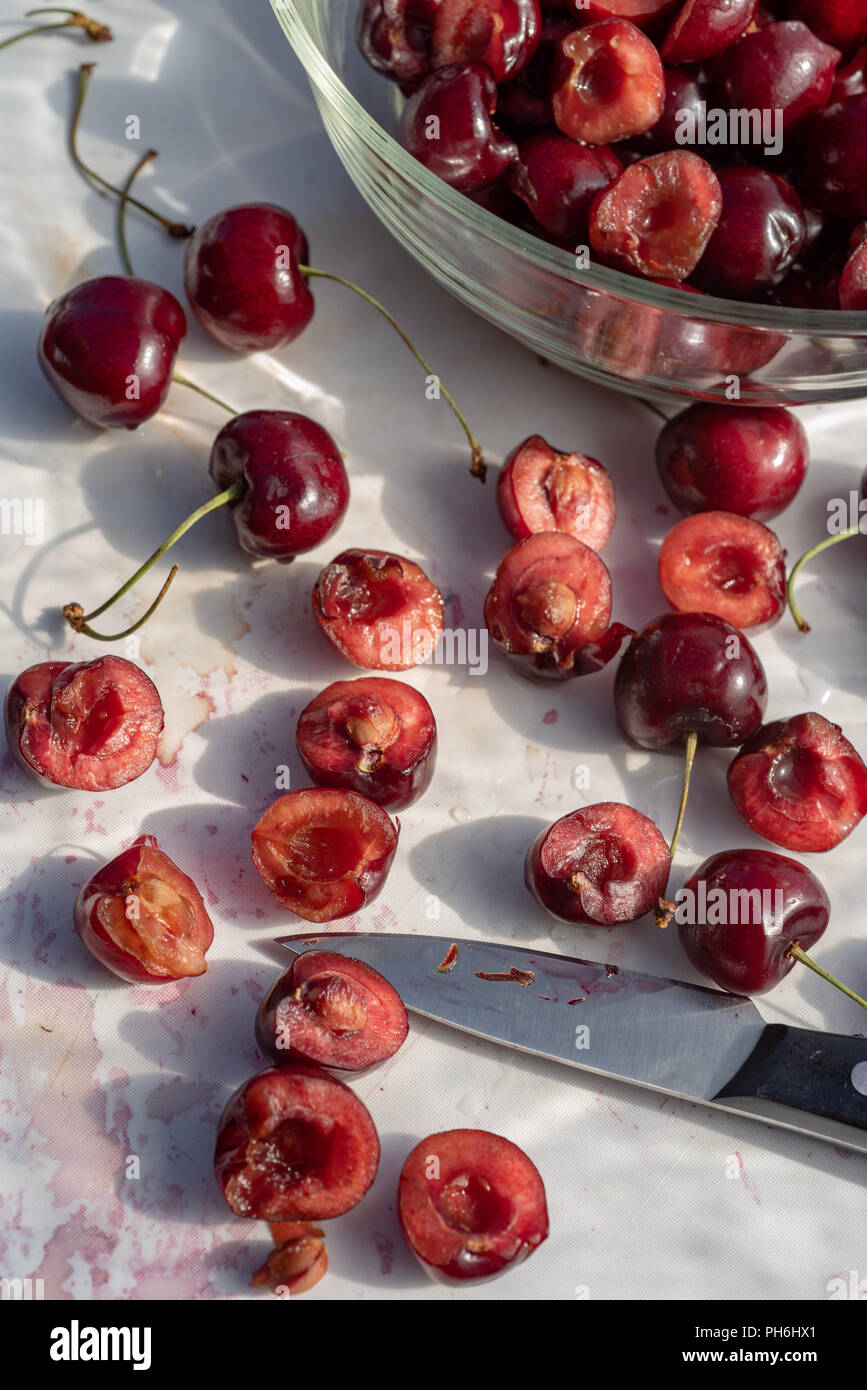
left=0, top=0, right=864, bottom=1301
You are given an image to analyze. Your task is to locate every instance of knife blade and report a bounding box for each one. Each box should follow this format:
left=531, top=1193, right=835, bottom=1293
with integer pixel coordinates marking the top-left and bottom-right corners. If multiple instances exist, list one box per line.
left=274, top=932, right=867, bottom=1155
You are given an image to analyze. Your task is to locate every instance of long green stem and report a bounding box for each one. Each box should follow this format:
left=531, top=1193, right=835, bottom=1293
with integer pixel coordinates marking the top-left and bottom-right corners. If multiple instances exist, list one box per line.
left=787, top=943, right=867, bottom=1011
left=655, top=731, right=699, bottom=929
left=0, top=8, right=111, bottom=50
left=299, top=266, right=485, bottom=482
left=70, top=63, right=192, bottom=237
left=787, top=526, right=861, bottom=633
left=171, top=373, right=238, bottom=417
left=62, top=480, right=245, bottom=640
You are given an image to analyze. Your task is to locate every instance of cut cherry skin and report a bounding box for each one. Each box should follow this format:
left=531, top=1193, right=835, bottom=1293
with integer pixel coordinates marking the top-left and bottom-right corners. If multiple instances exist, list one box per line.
left=496, top=434, right=616, bottom=551
left=38, top=276, right=186, bottom=429
left=552, top=19, right=665, bottom=144
left=718, top=22, right=841, bottom=134
left=484, top=531, right=633, bottom=680
left=398, top=62, right=518, bottom=192
left=255, top=949, right=409, bottom=1070
left=658, top=511, right=787, bottom=629
left=357, top=0, right=441, bottom=85
left=183, top=204, right=314, bottom=353
left=839, top=237, right=867, bottom=308
left=5, top=656, right=163, bottom=791
left=74, top=834, right=214, bottom=983
left=431, top=0, right=542, bottom=83
left=677, top=848, right=830, bottom=995
left=214, top=1065, right=380, bottom=1221
left=505, top=133, right=622, bottom=243
left=728, top=713, right=867, bottom=853
left=312, top=548, right=444, bottom=671
left=589, top=151, right=722, bottom=280
left=656, top=404, right=808, bottom=521
left=660, top=0, right=757, bottom=63
left=576, top=0, right=680, bottom=27
left=526, top=802, right=670, bottom=925
left=690, top=166, right=806, bottom=298
left=798, top=94, right=867, bottom=219
left=398, top=1129, right=548, bottom=1281
left=208, top=411, right=349, bottom=562
left=296, top=677, right=436, bottom=810
left=251, top=788, right=399, bottom=922
left=614, top=612, right=768, bottom=751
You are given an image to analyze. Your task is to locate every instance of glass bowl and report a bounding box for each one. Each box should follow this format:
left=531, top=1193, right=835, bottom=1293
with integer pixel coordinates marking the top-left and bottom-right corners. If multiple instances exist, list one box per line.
left=270, top=0, right=867, bottom=406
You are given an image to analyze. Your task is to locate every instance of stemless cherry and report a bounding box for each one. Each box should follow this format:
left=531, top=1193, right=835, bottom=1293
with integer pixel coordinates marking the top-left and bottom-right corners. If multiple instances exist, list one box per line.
left=788, top=0, right=867, bottom=56
left=797, top=94, right=867, bottom=219
left=296, top=677, right=437, bottom=810
left=357, top=0, right=441, bottom=85
left=525, top=802, right=671, bottom=925
left=38, top=276, right=186, bottom=429
left=431, top=0, right=542, bottom=82
left=552, top=20, right=665, bottom=144
left=398, top=1129, right=548, bottom=1282
left=496, top=13, right=574, bottom=130
left=214, top=1066, right=380, bottom=1221
left=831, top=41, right=867, bottom=99
left=5, top=656, right=163, bottom=791
left=484, top=531, right=633, bottom=680
left=690, top=166, right=806, bottom=298
left=496, top=435, right=616, bottom=550
left=658, top=511, right=787, bottom=629
left=660, top=0, right=757, bottom=63
left=839, top=237, right=867, bottom=307
left=589, top=151, right=722, bottom=280
left=718, top=22, right=841, bottom=133
left=656, top=404, right=808, bottom=520
left=628, top=64, right=715, bottom=155
left=208, top=411, right=349, bottom=561
left=505, top=133, right=622, bottom=243
left=251, top=788, right=399, bottom=922
left=183, top=204, right=314, bottom=353
left=398, top=61, right=519, bottom=191
left=313, top=549, right=444, bottom=670
left=728, top=713, right=867, bottom=852
left=255, top=950, right=409, bottom=1070
left=74, top=834, right=214, bottom=983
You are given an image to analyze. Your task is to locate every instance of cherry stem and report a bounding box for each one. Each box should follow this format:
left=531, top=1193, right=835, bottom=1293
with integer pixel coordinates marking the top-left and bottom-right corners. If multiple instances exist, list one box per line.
left=70, top=63, right=193, bottom=238
left=669, top=731, right=698, bottom=862
left=62, top=479, right=245, bottom=640
left=298, top=266, right=485, bottom=482
left=0, top=8, right=111, bottom=50
left=171, top=372, right=238, bottom=416
left=787, top=943, right=867, bottom=1011
left=786, top=526, right=861, bottom=633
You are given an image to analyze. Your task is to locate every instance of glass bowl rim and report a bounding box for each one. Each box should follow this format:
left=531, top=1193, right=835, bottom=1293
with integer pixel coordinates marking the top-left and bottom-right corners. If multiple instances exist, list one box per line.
left=271, top=0, right=867, bottom=339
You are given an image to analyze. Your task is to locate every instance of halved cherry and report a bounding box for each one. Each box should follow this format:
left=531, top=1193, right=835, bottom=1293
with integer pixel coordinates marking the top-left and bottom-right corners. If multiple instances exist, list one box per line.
left=312, top=548, right=444, bottom=671
left=589, top=150, right=722, bottom=280
left=398, top=1129, right=548, bottom=1281
left=728, top=713, right=867, bottom=853
left=484, top=531, right=633, bottom=680
left=255, top=949, right=409, bottom=1070
left=251, top=788, right=399, bottom=922
left=580, top=0, right=680, bottom=28
left=552, top=19, right=665, bottom=144
left=214, top=1065, right=380, bottom=1221
left=296, top=677, right=436, bottom=810
left=497, top=435, right=616, bottom=551
left=431, top=0, right=542, bottom=83
left=525, top=802, right=670, bottom=925
left=73, top=834, right=214, bottom=983
left=5, top=656, right=163, bottom=791
left=658, top=511, right=786, bottom=629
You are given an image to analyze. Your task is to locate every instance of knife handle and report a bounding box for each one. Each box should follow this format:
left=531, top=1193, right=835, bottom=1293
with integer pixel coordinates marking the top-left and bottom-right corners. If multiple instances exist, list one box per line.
left=713, top=1023, right=867, bottom=1149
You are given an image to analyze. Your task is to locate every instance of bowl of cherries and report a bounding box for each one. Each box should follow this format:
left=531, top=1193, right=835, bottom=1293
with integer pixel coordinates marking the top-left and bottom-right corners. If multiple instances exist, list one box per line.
left=271, top=0, right=867, bottom=404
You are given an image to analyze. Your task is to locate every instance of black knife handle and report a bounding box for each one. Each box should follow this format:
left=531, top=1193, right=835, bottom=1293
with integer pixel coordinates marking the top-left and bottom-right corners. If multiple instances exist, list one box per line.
left=713, top=1024, right=867, bottom=1148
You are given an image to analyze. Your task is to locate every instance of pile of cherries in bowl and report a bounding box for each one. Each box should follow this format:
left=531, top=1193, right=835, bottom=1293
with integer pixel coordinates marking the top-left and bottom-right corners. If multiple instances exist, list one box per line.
left=359, top=0, right=867, bottom=310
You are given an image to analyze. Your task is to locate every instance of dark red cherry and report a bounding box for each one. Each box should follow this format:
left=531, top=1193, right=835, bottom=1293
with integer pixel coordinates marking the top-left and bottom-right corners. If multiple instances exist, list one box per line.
left=691, top=166, right=805, bottom=298
left=797, top=94, right=867, bottom=218
left=505, top=132, right=622, bottom=243
left=357, top=0, right=441, bottom=85
left=313, top=549, right=444, bottom=670
left=38, top=276, right=186, bottom=429
left=5, top=656, right=163, bottom=791
left=728, top=712, right=867, bottom=853
left=589, top=151, right=722, bottom=280
left=208, top=411, right=348, bottom=562
left=183, top=204, right=314, bottom=352
left=496, top=13, right=574, bottom=131
left=497, top=434, right=616, bottom=550
left=525, top=802, right=671, bottom=925
left=718, top=22, right=841, bottom=133
left=655, top=404, right=808, bottom=521
left=831, top=41, right=867, bottom=99
left=627, top=63, right=715, bottom=155
left=660, top=0, right=757, bottom=63
left=676, top=848, right=830, bottom=995
left=839, top=236, right=867, bottom=307
left=398, top=61, right=518, bottom=192
left=296, top=676, right=437, bottom=810
left=787, top=0, right=867, bottom=57
left=552, top=19, right=665, bottom=144
left=614, top=611, right=768, bottom=751
left=431, top=0, right=542, bottom=82
left=658, top=511, right=786, bottom=629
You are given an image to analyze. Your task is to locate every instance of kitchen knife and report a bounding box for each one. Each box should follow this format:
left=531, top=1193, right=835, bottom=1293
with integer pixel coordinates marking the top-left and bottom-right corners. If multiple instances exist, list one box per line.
left=275, top=932, right=867, bottom=1156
